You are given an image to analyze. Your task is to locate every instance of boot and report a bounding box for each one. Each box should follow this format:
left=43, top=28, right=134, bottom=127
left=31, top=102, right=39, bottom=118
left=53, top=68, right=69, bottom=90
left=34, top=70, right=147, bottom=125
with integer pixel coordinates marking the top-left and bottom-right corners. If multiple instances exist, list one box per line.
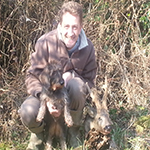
left=26, top=121, right=45, bottom=150
left=68, top=110, right=83, bottom=149
left=26, top=132, right=45, bottom=150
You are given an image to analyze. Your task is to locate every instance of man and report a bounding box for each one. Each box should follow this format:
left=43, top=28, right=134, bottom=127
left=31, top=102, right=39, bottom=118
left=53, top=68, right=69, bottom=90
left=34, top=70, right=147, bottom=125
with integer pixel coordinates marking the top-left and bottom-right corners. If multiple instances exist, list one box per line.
left=19, top=1, right=97, bottom=149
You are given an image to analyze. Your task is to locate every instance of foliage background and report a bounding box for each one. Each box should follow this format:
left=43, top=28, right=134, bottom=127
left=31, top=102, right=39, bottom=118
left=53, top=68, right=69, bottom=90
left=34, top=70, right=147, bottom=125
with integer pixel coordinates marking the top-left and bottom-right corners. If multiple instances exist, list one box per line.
left=0, top=0, right=150, bottom=149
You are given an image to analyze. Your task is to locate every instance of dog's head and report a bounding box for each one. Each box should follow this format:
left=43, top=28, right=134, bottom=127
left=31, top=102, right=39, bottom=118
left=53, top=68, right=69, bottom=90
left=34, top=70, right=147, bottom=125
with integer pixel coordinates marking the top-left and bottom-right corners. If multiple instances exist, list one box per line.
left=39, top=60, right=64, bottom=91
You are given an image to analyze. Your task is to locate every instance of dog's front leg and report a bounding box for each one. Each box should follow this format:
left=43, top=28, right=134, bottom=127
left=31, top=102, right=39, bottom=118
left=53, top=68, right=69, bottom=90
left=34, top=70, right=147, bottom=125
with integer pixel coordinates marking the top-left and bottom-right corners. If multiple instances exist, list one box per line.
left=64, top=103, right=73, bottom=127
left=63, top=92, right=73, bottom=127
left=36, top=99, right=46, bottom=122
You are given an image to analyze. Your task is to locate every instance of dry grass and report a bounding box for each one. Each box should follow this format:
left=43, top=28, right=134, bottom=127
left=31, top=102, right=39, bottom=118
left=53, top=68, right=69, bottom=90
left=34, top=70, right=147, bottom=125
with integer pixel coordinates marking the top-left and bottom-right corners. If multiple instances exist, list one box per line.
left=0, top=0, right=150, bottom=149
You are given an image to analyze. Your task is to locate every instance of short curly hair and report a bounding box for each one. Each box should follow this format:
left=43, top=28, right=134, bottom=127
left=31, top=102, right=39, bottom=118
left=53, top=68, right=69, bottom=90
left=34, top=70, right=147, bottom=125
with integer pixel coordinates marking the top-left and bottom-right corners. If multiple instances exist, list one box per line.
left=58, top=1, right=83, bottom=25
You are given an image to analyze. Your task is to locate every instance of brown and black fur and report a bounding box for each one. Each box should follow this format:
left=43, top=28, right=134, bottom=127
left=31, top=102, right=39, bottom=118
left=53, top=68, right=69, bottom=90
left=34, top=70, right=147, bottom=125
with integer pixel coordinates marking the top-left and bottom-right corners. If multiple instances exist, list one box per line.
left=83, top=77, right=113, bottom=149
left=36, top=60, right=73, bottom=150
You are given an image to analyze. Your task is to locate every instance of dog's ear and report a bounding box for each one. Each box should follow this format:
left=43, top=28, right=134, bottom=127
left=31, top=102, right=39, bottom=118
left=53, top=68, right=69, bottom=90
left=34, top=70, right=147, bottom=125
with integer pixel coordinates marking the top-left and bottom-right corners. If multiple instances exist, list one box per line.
left=39, top=66, right=51, bottom=88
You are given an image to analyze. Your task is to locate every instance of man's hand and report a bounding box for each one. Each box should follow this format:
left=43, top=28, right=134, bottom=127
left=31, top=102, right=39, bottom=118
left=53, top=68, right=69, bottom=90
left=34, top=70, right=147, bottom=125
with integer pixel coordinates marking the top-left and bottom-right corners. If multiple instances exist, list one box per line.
left=46, top=101, right=61, bottom=118
left=62, top=71, right=73, bottom=86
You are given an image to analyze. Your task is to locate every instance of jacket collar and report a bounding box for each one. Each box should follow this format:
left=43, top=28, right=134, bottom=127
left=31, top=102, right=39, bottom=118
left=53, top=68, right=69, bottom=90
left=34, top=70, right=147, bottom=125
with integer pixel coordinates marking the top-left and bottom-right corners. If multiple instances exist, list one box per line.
left=57, top=24, right=88, bottom=50
left=79, top=29, right=88, bottom=50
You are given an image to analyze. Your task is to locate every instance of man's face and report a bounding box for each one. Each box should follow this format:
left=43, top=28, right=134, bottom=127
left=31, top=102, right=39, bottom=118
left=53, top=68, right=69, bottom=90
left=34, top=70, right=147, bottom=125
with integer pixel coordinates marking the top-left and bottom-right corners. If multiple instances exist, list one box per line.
left=60, top=12, right=82, bottom=50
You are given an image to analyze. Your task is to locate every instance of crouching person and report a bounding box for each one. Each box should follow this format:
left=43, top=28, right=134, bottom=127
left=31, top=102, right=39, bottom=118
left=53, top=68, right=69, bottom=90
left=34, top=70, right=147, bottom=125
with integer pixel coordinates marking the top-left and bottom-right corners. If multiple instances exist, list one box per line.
left=19, top=1, right=97, bottom=149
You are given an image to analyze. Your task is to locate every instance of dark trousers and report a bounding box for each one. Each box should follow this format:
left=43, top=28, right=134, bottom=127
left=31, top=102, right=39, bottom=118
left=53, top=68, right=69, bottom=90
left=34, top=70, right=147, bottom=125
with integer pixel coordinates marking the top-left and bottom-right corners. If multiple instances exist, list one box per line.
left=19, top=77, right=88, bottom=133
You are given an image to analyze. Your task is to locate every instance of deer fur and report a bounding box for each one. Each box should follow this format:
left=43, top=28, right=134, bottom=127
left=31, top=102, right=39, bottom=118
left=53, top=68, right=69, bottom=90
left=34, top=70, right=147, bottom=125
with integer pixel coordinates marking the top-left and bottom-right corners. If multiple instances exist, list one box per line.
left=84, top=76, right=113, bottom=136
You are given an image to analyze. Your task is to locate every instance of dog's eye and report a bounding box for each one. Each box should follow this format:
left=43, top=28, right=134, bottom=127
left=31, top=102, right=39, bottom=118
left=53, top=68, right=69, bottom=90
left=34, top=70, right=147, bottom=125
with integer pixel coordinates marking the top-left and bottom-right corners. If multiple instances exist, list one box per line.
left=98, top=117, right=102, bottom=121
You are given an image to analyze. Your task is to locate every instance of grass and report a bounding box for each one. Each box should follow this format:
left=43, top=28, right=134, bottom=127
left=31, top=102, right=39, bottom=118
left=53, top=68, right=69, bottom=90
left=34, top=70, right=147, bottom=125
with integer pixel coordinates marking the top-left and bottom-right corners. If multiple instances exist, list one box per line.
left=109, top=104, right=150, bottom=150
left=0, top=105, right=149, bottom=150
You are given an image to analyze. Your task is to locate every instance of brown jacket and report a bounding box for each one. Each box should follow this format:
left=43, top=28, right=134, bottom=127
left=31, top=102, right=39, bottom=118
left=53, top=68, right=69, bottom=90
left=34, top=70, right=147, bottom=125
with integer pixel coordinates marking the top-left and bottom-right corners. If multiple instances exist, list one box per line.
left=25, top=29, right=97, bottom=97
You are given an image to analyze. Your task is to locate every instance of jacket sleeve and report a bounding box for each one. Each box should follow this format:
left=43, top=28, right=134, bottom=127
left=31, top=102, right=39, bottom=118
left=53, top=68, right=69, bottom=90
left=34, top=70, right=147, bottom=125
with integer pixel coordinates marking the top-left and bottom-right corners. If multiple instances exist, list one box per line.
left=25, top=38, right=48, bottom=97
left=82, top=45, right=97, bottom=88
